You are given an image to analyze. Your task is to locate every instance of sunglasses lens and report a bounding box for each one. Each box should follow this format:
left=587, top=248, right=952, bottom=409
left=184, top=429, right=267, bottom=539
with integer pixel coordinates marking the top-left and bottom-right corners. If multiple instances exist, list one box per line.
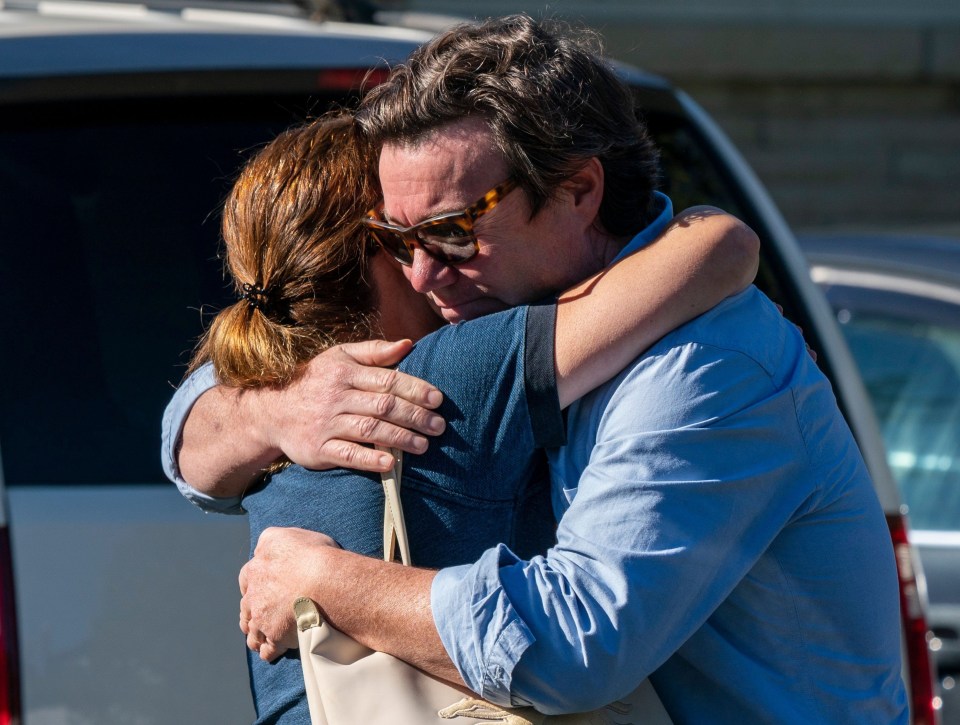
left=364, top=217, right=477, bottom=265
left=418, top=223, right=476, bottom=263
left=373, top=229, right=413, bottom=265
left=370, top=228, right=414, bottom=265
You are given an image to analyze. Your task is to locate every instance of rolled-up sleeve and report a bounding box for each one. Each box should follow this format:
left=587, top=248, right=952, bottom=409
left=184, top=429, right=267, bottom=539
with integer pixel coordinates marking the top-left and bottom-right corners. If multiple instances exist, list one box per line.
left=160, top=362, right=245, bottom=515
left=432, top=548, right=538, bottom=705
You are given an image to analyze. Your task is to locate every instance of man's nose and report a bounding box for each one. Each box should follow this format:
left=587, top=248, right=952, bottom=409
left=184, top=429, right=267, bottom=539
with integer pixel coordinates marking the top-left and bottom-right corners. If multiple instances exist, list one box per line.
left=406, top=247, right=458, bottom=294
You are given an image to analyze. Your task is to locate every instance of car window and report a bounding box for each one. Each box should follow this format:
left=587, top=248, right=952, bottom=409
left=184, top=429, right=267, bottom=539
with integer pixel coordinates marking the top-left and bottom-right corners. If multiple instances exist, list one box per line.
left=825, top=285, right=960, bottom=533
left=0, top=93, right=752, bottom=486
left=0, top=95, right=339, bottom=484
left=649, top=117, right=743, bottom=216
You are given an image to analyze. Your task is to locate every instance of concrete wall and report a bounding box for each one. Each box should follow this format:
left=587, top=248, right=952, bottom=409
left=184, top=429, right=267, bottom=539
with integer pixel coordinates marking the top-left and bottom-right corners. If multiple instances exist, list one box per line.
left=399, top=1, right=960, bottom=234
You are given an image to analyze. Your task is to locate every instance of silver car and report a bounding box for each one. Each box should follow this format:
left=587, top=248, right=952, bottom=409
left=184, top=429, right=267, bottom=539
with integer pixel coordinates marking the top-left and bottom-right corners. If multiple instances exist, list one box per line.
left=0, top=1, right=939, bottom=722
left=802, top=233, right=960, bottom=723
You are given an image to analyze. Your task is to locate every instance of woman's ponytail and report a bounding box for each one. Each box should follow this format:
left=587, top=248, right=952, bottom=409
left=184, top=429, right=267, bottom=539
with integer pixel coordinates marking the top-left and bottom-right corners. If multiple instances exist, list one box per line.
left=187, top=114, right=379, bottom=388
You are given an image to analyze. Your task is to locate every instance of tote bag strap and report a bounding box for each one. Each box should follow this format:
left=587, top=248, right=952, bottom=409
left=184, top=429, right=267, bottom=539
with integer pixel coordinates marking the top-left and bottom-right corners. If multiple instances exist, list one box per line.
left=376, top=445, right=411, bottom=566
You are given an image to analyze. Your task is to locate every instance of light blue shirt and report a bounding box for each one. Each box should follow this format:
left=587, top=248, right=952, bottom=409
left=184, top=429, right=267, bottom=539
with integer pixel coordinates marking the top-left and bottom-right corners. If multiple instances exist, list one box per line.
left=431, top=206, right=907, bottom=722
left=160, top=361, right=242, bottom=513
left=610, top=191, right=674, bottom=264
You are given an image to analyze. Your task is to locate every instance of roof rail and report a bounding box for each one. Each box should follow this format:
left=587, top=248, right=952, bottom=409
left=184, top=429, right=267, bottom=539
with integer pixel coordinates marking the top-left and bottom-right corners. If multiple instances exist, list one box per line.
left=2, top=0, right=309, bottom=18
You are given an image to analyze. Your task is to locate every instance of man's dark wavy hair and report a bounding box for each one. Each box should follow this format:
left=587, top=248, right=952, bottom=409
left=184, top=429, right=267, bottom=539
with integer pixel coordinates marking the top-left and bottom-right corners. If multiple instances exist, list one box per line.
left=357, top=14, right=661, bottom=237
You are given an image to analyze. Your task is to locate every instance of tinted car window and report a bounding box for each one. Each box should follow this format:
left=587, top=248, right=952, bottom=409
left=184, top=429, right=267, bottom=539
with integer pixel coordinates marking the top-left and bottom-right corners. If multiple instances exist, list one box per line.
left=0, top=95, right=750, bottom=485
left=827, top=285, right=960, bottom=532
left=650, top=118, right=743, bottom=216
left=0, top=95, right=337, bottom=484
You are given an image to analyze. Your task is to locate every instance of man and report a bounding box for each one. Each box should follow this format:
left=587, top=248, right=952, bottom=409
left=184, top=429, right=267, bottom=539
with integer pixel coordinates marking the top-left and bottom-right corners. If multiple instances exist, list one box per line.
left=164, top=15, right=907, bottom=723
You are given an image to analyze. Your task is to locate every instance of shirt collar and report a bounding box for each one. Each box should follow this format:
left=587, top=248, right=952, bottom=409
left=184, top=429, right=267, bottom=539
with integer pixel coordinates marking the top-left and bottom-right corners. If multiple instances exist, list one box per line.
left=611, top=191, right=674, bottom=264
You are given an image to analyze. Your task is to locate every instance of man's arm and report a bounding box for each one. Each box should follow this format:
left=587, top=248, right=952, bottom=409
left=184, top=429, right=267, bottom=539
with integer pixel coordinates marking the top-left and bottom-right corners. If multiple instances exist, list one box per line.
left=429, top=296, right=821, bottom=712
left=168, top=339, right=447, bottom=497
left=236, top=335, right=798, bottom=697
left=238, top=527, right=460, bottom=681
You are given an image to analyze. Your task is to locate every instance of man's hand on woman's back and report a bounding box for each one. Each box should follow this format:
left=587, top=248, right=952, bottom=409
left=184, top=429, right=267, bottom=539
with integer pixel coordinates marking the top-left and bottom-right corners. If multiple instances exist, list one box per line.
left=178, top=339, right=446, bottom=496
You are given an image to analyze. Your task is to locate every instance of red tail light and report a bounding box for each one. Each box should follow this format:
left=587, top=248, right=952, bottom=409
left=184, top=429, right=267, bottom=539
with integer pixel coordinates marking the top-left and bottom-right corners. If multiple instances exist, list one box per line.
left=0, top=524, right=19, bottom=725
left=888, top=512, right=940, bottom=724
left=315, top=67, right=391, bottom=93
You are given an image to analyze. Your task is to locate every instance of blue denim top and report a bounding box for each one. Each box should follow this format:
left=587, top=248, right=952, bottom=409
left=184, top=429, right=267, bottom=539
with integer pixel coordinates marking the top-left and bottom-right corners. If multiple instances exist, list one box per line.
left=163, top=303, right=562, bottom=724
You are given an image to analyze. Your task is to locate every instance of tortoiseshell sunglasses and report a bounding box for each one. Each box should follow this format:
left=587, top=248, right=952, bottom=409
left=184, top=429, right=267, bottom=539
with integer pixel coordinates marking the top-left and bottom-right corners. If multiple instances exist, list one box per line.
left=361, top=178, right=518, bottom=266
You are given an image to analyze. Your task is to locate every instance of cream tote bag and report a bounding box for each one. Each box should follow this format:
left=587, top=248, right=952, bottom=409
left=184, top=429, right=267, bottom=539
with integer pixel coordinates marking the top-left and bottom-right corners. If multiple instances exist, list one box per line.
left=293, top=448, right=673, bottom=725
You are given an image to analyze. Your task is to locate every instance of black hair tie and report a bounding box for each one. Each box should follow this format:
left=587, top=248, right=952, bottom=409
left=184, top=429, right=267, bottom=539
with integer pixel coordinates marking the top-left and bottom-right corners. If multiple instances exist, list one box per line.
left=241, top=282, right=273, bottom=312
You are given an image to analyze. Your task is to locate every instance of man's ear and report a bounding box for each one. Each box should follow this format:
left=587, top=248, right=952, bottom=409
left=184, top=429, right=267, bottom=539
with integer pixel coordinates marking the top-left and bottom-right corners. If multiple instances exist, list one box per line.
left=561, top=157, right=604, bottom=223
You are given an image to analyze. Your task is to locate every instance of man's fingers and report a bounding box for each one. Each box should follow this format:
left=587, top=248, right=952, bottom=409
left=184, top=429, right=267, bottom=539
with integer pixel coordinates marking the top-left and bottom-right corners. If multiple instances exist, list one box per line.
left=341, top=345, right=444, bottom=410
left=259, top=640, right=285, bottom=662
left=318, top=435, right=415, bottom=473
left=338, top=338, right=414, bottom=367
left=301, top=392, right=447, bottom=470
left=342, top=412, right=443, bottom=451
left=239, top=561, right=249, bottom=595
left=273, top=342, right=446, bottom=471
left=339, top=389, right=446, bottom=437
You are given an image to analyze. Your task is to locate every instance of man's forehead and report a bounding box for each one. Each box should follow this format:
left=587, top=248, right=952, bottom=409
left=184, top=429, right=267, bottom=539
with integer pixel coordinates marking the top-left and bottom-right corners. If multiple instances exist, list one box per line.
left=381, top=121, right=499, bottom=175
left=390, top=116, right=496, bottom=153
left=378, top=120, right=509, bottom=219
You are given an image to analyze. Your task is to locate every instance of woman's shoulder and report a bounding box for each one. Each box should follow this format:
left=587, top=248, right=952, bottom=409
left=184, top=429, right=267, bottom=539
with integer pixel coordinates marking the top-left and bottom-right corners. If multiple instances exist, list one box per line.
left=399, top=305, right=531, bottom=373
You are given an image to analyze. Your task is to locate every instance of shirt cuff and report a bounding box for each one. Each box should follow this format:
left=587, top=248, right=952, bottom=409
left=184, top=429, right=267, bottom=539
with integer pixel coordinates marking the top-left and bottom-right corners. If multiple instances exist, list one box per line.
left=160, top=362, right=245, bottom=515
left=431, top=545, right=536, bottom=706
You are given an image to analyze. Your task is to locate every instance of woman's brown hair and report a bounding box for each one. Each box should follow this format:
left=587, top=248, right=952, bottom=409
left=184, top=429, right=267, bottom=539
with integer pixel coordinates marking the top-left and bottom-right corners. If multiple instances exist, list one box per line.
left=190, top=113, right=381, bottom=388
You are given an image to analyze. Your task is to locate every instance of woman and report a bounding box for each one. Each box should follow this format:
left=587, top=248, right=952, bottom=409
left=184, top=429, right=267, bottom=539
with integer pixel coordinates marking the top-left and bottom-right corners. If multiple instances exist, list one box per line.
left=178, top=112, right=758, bottom=723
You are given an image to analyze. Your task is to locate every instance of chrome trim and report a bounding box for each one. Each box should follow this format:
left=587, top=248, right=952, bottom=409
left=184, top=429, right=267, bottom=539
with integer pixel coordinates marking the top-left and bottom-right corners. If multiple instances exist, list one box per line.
left=810, top=265, right=960, bottom=306
left=910, top=530, right=960, bottom=548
